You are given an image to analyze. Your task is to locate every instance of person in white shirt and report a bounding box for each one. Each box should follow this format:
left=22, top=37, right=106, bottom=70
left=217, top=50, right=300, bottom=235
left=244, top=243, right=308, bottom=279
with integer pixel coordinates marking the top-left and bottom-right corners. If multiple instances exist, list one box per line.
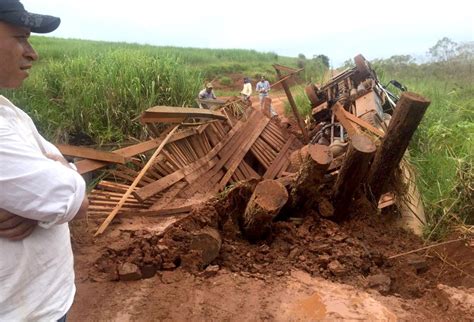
left=256, top=75, right=271, bottom=109
left=240, top=77, right=252, bottom=105
left=0, top=1, right=89, bottom=321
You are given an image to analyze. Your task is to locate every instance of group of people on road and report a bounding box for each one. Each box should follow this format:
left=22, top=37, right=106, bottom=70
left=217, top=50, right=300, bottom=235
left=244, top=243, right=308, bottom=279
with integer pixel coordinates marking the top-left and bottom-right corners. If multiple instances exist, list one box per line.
left=198, top=75, right=272, bottom=110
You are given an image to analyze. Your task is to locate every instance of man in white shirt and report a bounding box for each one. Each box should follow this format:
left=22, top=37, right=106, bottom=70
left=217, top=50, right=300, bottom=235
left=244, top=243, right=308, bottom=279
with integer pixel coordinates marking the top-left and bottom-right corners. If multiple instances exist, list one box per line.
left=0, top=1, right=89, bottom=320
left=240, top=77, right=252, bottom=105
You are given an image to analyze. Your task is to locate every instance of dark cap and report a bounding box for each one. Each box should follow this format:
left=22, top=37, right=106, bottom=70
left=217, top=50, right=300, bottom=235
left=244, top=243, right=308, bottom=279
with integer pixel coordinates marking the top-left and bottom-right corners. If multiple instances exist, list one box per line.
left=0, top=0, right=60, bottom=33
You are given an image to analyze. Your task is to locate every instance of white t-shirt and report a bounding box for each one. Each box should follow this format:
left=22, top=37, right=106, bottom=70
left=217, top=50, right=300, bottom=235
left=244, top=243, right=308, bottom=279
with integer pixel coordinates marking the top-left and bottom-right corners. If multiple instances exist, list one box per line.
left=0, top=95, right=86, bottom=321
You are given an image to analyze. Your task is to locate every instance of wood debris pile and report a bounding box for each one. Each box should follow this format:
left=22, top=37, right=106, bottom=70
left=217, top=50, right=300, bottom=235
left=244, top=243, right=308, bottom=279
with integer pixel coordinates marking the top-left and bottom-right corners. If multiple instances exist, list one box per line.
left=59, top=57, right=430, bottom=241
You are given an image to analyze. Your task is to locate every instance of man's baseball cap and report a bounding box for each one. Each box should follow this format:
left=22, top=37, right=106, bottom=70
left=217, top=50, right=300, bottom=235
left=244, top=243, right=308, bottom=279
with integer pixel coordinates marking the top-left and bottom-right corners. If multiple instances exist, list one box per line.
left=206, top=83, right=213, bottom=88
left=0, top=0, right=60, bottom=33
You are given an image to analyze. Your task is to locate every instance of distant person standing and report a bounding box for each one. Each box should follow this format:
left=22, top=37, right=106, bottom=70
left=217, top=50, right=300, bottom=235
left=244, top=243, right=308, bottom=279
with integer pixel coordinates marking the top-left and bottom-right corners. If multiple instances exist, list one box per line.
left=198, top=83, right=217, bottom=109
left=240, top=77, right=252, bottom=105
left=256, top=76, right=270, bottom=109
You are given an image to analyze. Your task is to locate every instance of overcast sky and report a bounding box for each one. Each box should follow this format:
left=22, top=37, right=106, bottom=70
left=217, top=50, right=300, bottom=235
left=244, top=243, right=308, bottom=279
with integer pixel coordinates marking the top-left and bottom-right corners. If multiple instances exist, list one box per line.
left=23, top=0, right=473, bottom=66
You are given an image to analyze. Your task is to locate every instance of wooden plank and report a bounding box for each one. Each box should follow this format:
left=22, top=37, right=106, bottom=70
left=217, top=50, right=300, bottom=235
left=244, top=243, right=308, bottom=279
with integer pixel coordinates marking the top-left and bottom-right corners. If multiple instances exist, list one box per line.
left=140, top=116, right=186, bottom=124
left=133, top=112, right=255, bottom=201
left=332, top=102, right=360, bottom=138
left=95, top=124, right=181, bottom=235
left=121, top=204, right=194, bottom=217
left=263, top=135, right=295, bottom=179
left=142, top=106, right=227, bottom=120
left=216, top=115, right=270, bottom=191
left=342, top=109, right=385, bottom=137
left=172, top=112, right=262, bottom=196
left=76, top=138, right=164, bottom=174
left=56, top=144, right=129, bottom=164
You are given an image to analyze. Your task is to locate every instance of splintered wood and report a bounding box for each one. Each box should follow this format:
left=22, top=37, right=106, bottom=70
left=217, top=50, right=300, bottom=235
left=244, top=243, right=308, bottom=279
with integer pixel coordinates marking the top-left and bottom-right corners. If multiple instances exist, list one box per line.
left=84, top=105, right=298, bottom=234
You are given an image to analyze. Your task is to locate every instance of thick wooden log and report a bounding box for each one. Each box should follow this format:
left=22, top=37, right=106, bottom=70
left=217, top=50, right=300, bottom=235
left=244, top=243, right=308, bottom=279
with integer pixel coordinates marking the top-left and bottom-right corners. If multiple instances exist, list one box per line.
left=332, top=134, right=376, bottom=219
left=182, top=227, right=222, bottom=270
left=290, top=144, right=333, bottom=209
left=368, top=92, right=430, bottom=202
left=241, top=180, right=288, bottom=241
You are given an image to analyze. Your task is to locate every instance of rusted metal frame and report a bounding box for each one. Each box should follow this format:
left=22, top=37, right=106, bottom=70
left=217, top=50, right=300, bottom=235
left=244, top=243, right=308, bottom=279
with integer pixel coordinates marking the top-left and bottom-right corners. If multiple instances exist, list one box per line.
left=274, top=66, right=309, bottom=143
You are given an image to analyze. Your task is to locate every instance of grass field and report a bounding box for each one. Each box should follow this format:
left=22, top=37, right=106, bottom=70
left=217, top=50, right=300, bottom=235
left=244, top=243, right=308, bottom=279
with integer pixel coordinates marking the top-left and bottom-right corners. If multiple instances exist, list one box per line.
left=1, top=36, right=471, bottom=239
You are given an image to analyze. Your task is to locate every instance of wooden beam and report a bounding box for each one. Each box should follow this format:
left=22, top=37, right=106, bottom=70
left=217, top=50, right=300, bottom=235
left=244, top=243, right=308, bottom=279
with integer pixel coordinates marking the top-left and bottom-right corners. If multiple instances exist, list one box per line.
left=332, top=102, right=360, bottom=138
left=368, top=92, right=430, bottom=202
left=342, top=109, right=385, bottom=137
left=216, top=115, right=270, bottom=191
left=95, top=124, right=181, bottom=236
left=263, top=135, right=295, bottom=179
left=133, top=112, right=255, bottom=201
left=76, top=138, right=164, bottom=174
left=332, top=134, right=376, bottom=219
left=274, top=66, right=309, bottom=143
left=142, top=106, right=227, bottom=121
left=56, top=144, right=129, bottom=164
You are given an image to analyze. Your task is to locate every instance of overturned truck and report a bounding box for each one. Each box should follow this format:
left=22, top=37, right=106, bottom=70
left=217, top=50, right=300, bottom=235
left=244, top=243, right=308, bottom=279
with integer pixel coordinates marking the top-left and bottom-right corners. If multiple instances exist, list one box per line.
left=62, top=55, right=430, bottom=279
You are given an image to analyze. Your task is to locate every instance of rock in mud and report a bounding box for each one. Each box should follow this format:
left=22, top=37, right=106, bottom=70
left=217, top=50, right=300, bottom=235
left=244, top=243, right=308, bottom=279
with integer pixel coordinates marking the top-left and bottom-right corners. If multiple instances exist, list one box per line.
left=367, top=274, right=391, bottom=294
left=118, top=262, right=142, bottom=281
left=328, top=260, right=347, bottom=276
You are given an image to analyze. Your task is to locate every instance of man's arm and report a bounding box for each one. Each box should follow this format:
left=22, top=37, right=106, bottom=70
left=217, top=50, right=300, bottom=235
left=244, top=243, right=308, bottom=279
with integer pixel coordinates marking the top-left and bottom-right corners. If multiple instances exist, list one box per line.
left=0, top=125, right=87, bottom=226
left=0, top=209, right=37, bottom=241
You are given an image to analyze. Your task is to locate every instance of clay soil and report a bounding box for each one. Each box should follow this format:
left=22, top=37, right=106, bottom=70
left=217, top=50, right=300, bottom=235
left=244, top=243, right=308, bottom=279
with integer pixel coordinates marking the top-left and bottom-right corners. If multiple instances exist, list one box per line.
left=68, top=93, right=473, bottom=321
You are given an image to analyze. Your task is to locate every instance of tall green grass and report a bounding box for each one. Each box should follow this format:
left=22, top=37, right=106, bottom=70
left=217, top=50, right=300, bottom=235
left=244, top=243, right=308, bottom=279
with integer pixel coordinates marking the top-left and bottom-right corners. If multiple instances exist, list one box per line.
left=0, top=37, right=300, bottom=144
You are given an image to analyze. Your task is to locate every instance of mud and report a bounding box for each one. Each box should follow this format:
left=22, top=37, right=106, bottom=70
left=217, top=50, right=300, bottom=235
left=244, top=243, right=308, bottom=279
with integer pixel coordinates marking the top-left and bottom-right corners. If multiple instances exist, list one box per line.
left=70, top=188, right=473, bottom=320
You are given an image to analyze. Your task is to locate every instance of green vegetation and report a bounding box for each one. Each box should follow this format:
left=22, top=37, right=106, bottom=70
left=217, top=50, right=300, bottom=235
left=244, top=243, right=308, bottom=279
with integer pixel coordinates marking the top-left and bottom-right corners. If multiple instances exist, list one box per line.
left=375, top=59, right=473, bottom=239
